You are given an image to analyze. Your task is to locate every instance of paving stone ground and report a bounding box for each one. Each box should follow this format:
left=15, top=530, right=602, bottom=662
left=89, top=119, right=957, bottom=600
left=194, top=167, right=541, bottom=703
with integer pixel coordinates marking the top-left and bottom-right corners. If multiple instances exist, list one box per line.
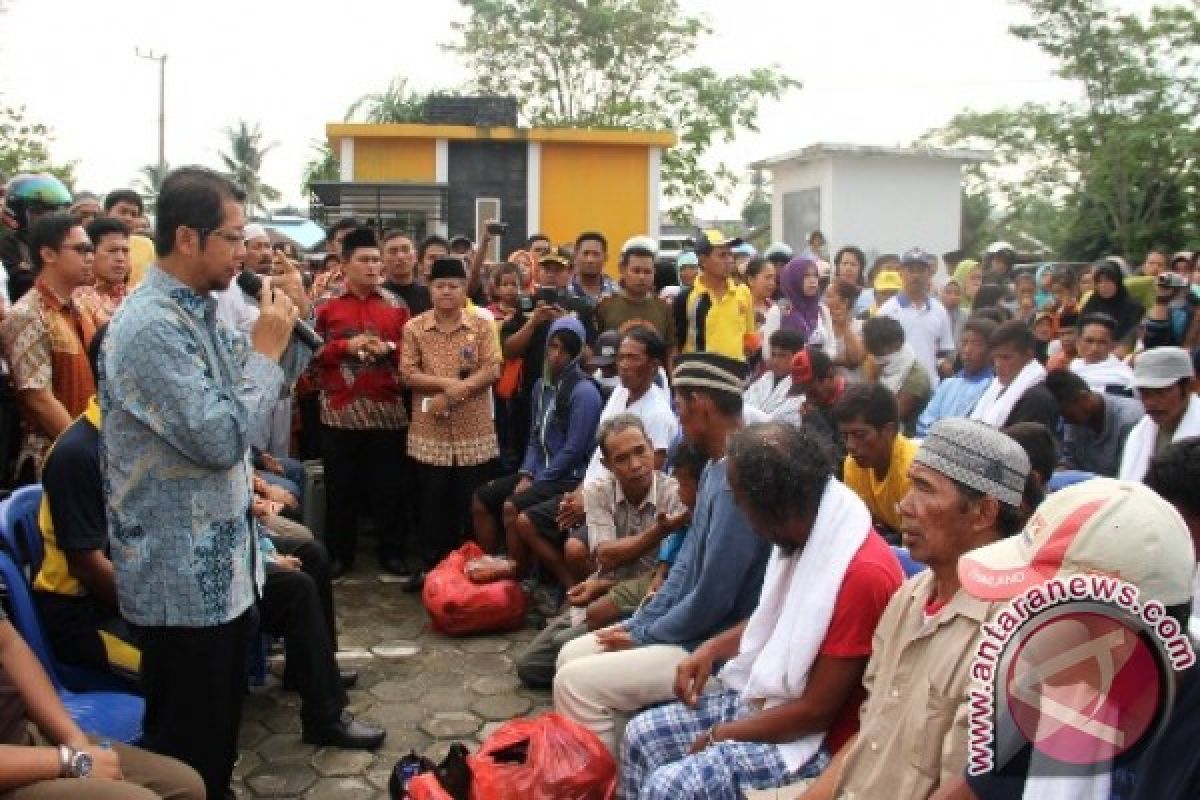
left=232, top=556, right=550, bottom=799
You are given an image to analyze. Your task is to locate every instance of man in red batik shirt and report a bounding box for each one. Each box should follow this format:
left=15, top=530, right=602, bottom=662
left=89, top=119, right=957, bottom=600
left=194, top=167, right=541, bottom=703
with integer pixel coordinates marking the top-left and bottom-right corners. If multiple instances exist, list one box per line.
left=314, top=226, right=411, bottom=578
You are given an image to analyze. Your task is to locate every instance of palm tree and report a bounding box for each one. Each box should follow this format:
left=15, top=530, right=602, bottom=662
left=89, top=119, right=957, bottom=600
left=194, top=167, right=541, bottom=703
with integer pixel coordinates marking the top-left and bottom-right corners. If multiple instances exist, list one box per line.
left=133, top=162, right=169, bottom=210
left=345, top=76, right=428, bottom=123
left=218, top=120, right=281, bottom=215
left=302, top=140, right=339, bottom=193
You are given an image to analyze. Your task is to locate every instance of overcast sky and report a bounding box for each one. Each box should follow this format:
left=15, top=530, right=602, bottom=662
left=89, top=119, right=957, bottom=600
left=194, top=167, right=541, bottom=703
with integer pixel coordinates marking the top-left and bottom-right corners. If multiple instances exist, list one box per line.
left=0, top=0, right=1155, bottom=217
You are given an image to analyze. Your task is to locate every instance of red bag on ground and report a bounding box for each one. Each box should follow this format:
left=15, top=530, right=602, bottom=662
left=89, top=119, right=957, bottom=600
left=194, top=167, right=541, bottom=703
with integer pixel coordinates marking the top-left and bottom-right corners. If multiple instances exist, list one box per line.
left=422, top=542, right=527, bottom=636
left=468, top=713, right=616, bottom=800
left=407, top=772, right=453, bottom=800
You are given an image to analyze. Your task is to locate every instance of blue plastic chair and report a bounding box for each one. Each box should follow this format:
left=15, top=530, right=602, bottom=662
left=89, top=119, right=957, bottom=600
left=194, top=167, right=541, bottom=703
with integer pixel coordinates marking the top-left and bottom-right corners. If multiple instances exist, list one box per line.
left=0, top=551, right=143, bottom=743
left=0, top=486, right=137, bottom=695
left=891, top=545, right=928, bottom=578
left=0, top=485, right=44, bottom=573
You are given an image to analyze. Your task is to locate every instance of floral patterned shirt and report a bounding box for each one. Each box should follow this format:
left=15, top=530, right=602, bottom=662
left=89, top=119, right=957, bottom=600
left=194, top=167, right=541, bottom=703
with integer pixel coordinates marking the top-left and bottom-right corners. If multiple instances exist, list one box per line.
left=99, top=266, right=311, bottom=627
left=401, top=309, right=499, bottom=467
left=0, top=278, right=97, bottom=477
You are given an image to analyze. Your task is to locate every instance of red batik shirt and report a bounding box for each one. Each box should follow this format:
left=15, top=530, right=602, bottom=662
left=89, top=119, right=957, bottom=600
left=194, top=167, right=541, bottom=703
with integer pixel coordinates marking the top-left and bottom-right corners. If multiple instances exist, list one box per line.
left=314, top=286, right=410, bottom=430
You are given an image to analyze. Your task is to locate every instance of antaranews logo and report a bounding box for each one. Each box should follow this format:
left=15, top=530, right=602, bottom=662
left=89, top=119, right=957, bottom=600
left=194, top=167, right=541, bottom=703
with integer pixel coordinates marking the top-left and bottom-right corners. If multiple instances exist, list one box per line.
left=967, top=574, right=1195, bottom=777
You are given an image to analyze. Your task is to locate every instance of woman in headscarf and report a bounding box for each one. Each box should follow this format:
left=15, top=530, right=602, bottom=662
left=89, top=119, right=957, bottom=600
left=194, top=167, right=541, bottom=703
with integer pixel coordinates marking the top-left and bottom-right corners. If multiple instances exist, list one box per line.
left=1079, top=259, right=1144, bottom=354
left=778, top=256, right=832, bottom=348
left=952, top=258, right=983, bottom=311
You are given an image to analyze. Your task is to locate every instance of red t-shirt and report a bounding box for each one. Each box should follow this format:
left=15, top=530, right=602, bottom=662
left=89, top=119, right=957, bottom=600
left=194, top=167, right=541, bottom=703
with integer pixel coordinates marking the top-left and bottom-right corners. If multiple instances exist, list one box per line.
left=816, top=530, right=905, bottom=753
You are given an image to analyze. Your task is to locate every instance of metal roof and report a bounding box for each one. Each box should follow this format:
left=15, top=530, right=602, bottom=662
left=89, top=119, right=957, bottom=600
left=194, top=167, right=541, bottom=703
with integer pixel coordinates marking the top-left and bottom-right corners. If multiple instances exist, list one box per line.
left=750, top=142, right=991, bottom=170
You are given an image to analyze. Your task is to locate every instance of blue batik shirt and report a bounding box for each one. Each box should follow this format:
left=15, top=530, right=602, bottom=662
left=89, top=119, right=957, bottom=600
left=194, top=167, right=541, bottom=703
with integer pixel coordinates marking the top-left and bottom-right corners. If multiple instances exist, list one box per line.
left=99, top=266, right=311, bottom=627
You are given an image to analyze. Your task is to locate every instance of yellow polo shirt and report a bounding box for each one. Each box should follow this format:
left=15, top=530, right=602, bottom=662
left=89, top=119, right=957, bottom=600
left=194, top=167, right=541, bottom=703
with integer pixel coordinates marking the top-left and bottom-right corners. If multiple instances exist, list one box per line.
left=680, top=278, right=756, bottom=361
left=126, top=234, right=156, bottom=288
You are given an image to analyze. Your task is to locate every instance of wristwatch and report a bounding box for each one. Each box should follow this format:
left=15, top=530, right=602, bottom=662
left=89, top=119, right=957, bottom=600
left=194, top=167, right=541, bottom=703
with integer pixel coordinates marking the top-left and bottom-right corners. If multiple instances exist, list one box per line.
left=58, top=744, right=93, bottom=778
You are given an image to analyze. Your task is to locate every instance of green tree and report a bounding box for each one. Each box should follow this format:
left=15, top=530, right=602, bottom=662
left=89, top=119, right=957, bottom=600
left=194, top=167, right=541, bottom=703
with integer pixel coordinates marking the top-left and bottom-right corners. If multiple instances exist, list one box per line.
left=0, top=102, right=76, bottom=186
left=446, top=0, right=799, bottom=222
left=302, top=140, right=340, bottom=193
left=345, top=76, right=429, bottom=123
left=923, top=0, right=1199, bottom=261
left=133, top=161, right=169, bottom=210
left=741, top=169, right=771, bottom=231
left=219, top=120, right=281, bottom=216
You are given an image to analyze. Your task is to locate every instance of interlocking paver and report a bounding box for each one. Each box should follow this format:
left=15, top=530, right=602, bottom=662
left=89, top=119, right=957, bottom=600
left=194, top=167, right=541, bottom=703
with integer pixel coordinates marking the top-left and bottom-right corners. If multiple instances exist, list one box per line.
left=234, top=560, right=552, bottom=798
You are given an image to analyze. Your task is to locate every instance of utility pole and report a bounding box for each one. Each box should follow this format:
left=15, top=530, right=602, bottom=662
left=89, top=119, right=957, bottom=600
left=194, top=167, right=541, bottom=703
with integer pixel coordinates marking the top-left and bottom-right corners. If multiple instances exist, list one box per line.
left=135, top=48, right=167, bottom=190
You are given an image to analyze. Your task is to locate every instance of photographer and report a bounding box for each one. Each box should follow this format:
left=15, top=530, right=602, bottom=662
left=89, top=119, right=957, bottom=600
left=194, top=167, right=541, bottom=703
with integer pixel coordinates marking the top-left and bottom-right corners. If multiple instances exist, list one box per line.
left=501, top=250, right=597, bottom=458
left=1144, top=271, right=1198, bottom=349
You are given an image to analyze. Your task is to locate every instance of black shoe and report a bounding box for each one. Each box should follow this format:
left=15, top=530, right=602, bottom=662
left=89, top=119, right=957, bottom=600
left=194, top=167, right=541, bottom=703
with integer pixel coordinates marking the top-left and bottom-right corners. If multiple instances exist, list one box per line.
left=402, top=571, right=426, bottom=593
left=302, top=711, right=386, bottom=750
left=330, top=559, right=352, bottom=580
left=379, top=556, right=413, bottom=579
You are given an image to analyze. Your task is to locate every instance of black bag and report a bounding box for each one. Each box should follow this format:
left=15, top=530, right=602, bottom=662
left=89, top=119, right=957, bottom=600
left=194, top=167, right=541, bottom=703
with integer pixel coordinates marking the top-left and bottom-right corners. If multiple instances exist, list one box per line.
left=388, top=750, right=435, bottom=799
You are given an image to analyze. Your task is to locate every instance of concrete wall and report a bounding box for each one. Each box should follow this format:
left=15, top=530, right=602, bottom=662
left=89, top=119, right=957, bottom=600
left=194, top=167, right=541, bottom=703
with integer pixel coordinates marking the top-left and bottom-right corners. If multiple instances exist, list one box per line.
left=769, top=154, right=965, bottom=264
left=540, top=142, right=650, bottom=278
left=769, top=159, right=834, bottom=254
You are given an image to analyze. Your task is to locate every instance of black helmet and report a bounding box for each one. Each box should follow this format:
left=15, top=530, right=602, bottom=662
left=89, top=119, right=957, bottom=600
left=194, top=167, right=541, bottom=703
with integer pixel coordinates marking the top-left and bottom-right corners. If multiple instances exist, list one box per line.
left=3, top=173, right=72, bottom=231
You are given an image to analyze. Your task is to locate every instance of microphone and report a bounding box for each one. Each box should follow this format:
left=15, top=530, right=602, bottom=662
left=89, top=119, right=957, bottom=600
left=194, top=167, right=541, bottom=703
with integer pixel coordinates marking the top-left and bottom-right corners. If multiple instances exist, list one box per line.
left=236, top=270, right=324, bottom=350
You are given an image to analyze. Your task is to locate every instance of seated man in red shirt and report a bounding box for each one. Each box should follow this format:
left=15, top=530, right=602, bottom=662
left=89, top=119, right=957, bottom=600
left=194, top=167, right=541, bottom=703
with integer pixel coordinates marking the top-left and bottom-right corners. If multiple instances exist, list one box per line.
left=313, top=227, right=411, bottom=577
left=619, top=422, right=904, bottom=799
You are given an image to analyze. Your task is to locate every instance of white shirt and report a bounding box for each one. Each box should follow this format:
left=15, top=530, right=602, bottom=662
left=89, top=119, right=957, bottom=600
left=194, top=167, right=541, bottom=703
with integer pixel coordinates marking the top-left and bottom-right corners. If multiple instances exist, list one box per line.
left=213, top=283, right=259, bottom=334
left=584, top=382, right=679, bottom=482
left=879, top=293, right=955, bottom=388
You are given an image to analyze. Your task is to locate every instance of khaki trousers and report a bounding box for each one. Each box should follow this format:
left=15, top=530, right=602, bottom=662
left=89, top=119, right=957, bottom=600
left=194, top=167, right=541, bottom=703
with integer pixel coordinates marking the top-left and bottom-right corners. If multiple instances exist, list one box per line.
left=552, top=632, right=688, bottom=755
left=1, top=735, right=204, bottom=800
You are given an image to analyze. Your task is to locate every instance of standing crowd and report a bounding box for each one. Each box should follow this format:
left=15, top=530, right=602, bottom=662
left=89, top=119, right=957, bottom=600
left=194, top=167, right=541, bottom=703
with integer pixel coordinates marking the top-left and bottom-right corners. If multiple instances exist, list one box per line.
left=0, top=167, right=1197, bottom=799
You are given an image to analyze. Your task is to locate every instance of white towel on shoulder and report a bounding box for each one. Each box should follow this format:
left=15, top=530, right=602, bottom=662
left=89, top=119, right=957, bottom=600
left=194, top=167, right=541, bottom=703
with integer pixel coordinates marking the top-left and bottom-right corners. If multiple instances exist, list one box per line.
left=718, top=479, right=871, bottom=771
left=1118, top=394, right=1200, bottom=482
left=970, top=359, right=1047, bottom=427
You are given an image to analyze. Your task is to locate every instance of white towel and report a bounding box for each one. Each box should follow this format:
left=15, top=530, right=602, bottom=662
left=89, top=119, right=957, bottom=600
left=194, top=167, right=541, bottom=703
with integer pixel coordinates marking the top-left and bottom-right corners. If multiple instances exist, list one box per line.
left=876, top=344, right=917, bottom=394
left=1117, top=394, right=1200, bottom=481
left=719, top=479, right=871, bottom=771
left=970, top=359, right=1047, bottom=427
left=1069, top=356, right=1135, bottom=394
left=744, top=373, right=802, bottom=420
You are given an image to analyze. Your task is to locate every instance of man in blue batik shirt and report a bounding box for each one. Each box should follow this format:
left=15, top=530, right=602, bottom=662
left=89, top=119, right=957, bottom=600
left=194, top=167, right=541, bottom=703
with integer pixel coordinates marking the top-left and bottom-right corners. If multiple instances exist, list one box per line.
left=100, top=166, right=311, bottom=800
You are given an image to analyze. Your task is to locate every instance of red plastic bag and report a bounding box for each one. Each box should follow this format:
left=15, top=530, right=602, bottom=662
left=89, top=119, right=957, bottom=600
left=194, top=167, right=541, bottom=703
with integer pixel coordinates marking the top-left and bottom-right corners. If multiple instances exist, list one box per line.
left=407, top=772, right=453, bottom=800
left=468, top=713, right=616, bottom=800
left=422, top=543, right=527, bottom=636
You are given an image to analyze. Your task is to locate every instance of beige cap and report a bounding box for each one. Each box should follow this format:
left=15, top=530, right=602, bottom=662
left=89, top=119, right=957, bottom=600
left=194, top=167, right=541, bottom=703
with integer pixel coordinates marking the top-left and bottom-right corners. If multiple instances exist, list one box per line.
left=958, top=478, right=1196, bottom=607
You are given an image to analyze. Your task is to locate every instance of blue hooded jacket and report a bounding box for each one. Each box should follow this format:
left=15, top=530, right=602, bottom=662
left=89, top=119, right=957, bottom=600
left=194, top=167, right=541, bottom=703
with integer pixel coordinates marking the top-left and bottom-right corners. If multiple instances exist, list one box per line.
left=520, top=316, right=604, bottom=483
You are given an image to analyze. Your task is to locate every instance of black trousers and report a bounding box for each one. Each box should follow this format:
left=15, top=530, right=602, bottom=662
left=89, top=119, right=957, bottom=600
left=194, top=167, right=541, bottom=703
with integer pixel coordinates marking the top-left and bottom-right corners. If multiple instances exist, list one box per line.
left=259, top=565, right=347, bottom=729
left=321, top=426, right=407, bottom=565
left=418, top=461, right=489, bottom=569
left=136, top=605, right=258, bottom=800
left=296, top=391, right=323, bottom=460
left=272, top=535, right=337, bottom=649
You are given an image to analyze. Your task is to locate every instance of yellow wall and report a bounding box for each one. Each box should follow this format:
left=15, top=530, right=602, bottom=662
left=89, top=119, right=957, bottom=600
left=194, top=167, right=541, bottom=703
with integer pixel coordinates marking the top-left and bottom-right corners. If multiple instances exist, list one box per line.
left=351, top=138, right=436, bottom=182
left=540, top=143, right=649, bottom=278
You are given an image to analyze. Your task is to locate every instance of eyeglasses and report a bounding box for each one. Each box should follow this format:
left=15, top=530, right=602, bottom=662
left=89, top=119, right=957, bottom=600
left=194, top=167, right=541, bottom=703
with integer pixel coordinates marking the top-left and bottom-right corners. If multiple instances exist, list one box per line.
left=207, top=229, right=245, bottom=245
left=194, top=226, right=245, bottom=245
left=63, top=243, right=95, bottom=255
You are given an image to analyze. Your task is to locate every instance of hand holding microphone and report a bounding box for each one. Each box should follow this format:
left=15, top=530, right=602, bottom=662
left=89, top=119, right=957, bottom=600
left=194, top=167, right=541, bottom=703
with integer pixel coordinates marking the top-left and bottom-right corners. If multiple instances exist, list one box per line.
left=238, top=270, right=324, bottom=352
